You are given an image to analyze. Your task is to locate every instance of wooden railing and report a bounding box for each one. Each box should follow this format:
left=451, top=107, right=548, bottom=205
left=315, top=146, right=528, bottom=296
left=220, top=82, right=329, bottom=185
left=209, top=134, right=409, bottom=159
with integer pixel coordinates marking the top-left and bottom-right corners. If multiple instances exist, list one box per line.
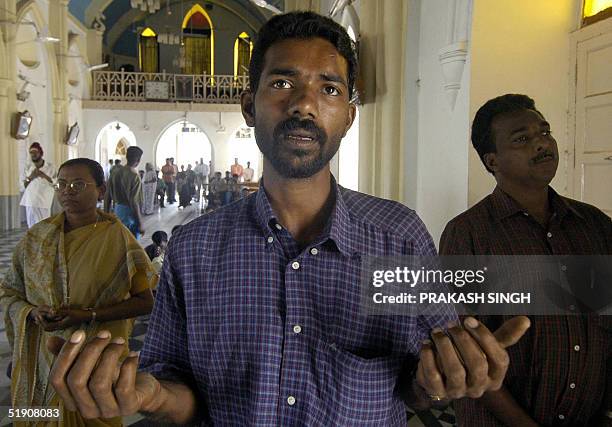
left=91, top=71, right=249, bottom=104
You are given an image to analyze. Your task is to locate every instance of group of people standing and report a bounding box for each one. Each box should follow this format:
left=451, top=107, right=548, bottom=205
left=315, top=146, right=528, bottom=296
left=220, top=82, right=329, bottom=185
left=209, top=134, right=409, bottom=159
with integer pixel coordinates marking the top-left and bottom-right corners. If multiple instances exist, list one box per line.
left=161, top=157, right=209, bottom=208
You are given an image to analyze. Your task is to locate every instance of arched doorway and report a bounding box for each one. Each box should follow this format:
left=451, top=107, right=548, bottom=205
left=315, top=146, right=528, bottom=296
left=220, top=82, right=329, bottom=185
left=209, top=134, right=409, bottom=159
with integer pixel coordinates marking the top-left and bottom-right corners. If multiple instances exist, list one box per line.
left=227, top=124, right=262, bottom=181
left=95, top=121, right=137, bottom=167
left=155, top=121, right=212, bottom=172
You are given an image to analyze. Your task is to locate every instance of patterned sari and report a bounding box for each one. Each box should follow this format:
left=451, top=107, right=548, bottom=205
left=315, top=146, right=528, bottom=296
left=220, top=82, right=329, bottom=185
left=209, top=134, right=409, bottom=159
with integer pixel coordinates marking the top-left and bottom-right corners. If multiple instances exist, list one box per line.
left=0, top=210, right=157, bottom=426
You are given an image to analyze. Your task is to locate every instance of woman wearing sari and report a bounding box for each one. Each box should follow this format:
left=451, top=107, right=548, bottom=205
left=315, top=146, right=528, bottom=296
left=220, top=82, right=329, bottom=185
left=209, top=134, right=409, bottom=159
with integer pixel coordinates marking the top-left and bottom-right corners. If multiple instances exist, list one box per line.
left=0, top=158, right=156, bottom=426
left=141, top=162, right=157, bottom=215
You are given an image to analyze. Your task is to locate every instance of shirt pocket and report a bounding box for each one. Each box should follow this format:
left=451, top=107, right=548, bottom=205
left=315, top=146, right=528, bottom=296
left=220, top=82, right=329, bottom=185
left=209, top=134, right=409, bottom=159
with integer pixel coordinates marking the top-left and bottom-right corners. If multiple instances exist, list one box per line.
left=315, top=338, right=405, bottom=425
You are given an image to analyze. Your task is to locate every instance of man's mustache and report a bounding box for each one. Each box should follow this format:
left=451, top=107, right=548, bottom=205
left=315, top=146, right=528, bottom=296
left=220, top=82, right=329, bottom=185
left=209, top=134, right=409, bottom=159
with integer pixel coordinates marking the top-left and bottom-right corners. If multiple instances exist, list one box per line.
left=273, top=118, right=327, bottom=143
left=532, top=150, right=555, bottom=163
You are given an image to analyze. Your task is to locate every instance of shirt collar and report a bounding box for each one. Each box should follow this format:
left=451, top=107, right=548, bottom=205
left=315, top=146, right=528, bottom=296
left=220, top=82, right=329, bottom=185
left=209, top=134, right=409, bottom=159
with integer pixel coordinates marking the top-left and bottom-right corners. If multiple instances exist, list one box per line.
left=490, top=185, right=584, bottom=221
left=254, top=176, right=356, bottom=258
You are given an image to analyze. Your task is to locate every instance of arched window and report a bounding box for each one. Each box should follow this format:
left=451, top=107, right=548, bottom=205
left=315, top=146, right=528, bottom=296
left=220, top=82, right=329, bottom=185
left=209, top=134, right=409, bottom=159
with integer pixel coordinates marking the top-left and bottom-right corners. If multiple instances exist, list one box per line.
left=182, top=4, right=214, bottom=75
left=234, top=32, right=252, bottom=78
left=115, top=139, right=128, bottom=156
left=139, top=27, right=159, bottom=73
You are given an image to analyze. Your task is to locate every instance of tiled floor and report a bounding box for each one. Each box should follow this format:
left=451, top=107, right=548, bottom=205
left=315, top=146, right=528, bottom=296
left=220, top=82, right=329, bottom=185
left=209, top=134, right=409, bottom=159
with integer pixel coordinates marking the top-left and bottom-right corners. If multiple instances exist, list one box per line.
left=0, top=200, right=456, bottom=426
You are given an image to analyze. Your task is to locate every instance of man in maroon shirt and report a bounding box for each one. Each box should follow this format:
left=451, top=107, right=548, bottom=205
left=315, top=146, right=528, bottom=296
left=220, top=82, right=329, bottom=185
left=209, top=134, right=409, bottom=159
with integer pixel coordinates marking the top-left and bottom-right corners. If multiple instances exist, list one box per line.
left=440, top=94, right=612, bottom=426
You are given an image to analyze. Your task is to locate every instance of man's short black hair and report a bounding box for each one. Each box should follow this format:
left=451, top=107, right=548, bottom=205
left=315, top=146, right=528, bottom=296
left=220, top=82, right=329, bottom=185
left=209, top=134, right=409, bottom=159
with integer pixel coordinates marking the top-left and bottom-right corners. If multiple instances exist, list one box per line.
left=249, top=11, right=357, bottom=100
left=152, top=230, right=168, bottom=246
left=472, top=94, right=542, bottom=174
left=114, top=159, right=121, bottom=165
left=126, top=146, right=144, bottom=164
left=58, top=158, right=105, bottom=186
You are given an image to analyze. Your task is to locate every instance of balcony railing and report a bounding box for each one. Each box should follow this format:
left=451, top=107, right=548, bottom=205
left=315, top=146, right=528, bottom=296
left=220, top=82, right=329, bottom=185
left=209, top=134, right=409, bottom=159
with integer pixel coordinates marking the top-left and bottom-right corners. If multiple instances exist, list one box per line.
left=91, top=71, right=249, bottom=104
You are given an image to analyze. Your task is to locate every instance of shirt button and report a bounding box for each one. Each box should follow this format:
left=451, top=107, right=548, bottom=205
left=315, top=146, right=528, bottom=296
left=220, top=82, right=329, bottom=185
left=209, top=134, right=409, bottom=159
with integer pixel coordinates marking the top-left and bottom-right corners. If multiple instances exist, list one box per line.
left=275, top=223, right=283, bottom=230
left=574, top=345, right=580, bottom=352
left=287, top=396, right=296, bottom=406
left=561, top=265, right=567, bottom=271
left=569, top=383, right=576, bottom=389
left=547, top=232, right=553, bottom=238
left=293, top=324, right=302, bottom=334
left=267, top=236, right=274, bottom=243
left=291, top=261, right=300, bottom=270
left=558, top=414, right=565, bottom=420
left=310, top=247, right=319, bottom=256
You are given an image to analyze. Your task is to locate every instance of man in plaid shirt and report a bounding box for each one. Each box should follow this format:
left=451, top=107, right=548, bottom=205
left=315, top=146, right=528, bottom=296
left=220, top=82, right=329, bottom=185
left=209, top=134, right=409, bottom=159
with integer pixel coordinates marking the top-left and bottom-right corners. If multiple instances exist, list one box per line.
left=47, top=13, right=530, bottom=425
left=441, top=94, right=612, bottom=426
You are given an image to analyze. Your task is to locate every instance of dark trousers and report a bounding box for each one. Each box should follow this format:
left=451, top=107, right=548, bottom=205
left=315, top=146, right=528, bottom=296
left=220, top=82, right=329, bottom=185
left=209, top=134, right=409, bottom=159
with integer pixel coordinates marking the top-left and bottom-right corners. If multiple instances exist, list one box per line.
left=166, top=182, right=176, bottom=203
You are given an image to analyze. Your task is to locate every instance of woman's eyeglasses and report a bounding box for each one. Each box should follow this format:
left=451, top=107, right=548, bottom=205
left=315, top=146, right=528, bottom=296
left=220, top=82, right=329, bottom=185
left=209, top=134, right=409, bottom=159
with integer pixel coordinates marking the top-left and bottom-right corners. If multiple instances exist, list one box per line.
left=53, top=181, right=96, bottom=193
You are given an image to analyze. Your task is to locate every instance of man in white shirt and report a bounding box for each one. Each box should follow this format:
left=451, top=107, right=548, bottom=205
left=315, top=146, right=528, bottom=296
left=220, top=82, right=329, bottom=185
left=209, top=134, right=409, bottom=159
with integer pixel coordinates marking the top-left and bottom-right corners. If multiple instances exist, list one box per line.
left=20, top=142, right=56, bottom=227
left=194, top=157, right=209, bottom=200
left=243, top=161, right=255, bottom=182
left=103, top=159, right=113, bottom=182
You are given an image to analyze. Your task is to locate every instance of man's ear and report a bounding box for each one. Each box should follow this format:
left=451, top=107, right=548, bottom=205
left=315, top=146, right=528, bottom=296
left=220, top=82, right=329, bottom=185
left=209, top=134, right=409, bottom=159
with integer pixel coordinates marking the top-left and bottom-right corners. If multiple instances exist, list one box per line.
left=241, top=90, right=256, bottom=127
left=342, top=103, right=357, bottom=138
left=483, top=152, right=499, bottom=174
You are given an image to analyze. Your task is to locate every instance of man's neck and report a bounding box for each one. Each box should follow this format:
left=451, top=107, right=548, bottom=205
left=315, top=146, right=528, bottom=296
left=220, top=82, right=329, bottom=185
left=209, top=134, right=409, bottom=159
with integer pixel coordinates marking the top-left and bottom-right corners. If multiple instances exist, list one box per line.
left=263, top=161, right=334, bottom=247
left=497, top=180, right=551, bottom=225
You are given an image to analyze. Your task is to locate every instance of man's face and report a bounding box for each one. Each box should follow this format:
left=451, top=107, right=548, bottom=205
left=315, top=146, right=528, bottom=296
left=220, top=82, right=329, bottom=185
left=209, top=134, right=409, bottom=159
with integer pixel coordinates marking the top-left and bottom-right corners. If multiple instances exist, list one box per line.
left=30, top=149, right=41, bottom=162
left=242, top=37, right=356, bottom=179
left=485, top=109, right=558, bottom=188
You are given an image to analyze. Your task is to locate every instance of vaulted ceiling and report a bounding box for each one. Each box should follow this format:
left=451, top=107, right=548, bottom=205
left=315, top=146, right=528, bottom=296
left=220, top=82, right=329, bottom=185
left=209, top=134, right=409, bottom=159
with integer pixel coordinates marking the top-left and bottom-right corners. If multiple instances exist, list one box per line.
left=68, top=0, right=282, bottom=54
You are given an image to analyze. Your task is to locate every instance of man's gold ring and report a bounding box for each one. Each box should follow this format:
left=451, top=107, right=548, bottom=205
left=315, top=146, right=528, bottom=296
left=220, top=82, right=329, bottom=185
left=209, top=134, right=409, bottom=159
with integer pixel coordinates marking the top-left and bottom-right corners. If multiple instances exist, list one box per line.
left=428, top=394, right=443, bottom=401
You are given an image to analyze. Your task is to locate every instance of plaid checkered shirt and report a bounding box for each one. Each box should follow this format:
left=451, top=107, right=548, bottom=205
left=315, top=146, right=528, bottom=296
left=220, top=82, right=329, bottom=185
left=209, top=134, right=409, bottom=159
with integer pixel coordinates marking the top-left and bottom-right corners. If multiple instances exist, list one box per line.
left=139, top=179, right=456, bottom=426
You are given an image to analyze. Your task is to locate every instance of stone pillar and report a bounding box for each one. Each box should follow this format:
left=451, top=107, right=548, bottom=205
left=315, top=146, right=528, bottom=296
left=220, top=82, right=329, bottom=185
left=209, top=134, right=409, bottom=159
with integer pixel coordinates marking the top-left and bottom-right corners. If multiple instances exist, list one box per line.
left=0, top=1, right=24, bottom=230
left=49, top=0, right=70, bottom=165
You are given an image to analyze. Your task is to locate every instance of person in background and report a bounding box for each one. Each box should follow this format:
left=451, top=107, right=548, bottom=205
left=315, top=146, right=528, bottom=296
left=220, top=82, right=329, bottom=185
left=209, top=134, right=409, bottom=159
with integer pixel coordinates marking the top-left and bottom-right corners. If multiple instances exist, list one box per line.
left=230, top=157, right=244, bottom=181
left=208, top=171, right=223, bottom=210
left=141, top=163, right=157, bottom=215
left=2, top=158, right=155, bottom=426
left=104, top=159, right=114, bottom=182
left=144, top=230, right=168, bottom=274
left=222, top=171, right=233, bottom=206
left=110, top=159, right=121, bottom=176
left=155, top=169, right=166, bottom=208
left=185, top=164, right=196, bottom=200
left=194, top=158, right=209, bottom=201
left=243, top=161, right=255, bottom=182
left=177, top=165, right=191, bottom=208
left=104, top=146, right=145, bottom=238
left=20, top=142, right=56, bottom=228
left=161, top=158, right=176, bottom=205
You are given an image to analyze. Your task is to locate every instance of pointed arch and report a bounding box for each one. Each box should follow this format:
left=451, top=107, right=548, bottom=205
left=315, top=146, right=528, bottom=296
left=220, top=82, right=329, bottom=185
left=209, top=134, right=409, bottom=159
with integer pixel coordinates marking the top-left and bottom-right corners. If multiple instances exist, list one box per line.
left=139, top=26, right=159, bottom=72
left=233, top=32, right=252, bottom=78
left=181, top=4, right=214, bottom=75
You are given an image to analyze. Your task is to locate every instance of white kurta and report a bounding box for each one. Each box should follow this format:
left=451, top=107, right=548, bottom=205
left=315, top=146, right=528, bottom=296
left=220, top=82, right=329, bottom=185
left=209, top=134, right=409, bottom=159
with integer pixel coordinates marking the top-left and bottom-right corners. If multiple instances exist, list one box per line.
left=20, top=161, right=56, bottom=209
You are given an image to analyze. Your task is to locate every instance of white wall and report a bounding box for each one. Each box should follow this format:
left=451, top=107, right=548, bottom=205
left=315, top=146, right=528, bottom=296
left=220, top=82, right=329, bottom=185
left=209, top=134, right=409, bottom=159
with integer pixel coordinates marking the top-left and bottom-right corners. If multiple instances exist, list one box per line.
left=407, top=0, right=471, bottom=246
left=81, top=106, right=257, bottom=175
left=468, top=0, right=582, bottom=205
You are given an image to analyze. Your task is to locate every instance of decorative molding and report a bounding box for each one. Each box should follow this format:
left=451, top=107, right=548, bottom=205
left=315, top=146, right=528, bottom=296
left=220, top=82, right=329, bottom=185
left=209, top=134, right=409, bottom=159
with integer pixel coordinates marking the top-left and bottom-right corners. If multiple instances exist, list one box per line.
left=438, top=0, right=472, bottom=109
left=438, top=41, right=468, bottom=109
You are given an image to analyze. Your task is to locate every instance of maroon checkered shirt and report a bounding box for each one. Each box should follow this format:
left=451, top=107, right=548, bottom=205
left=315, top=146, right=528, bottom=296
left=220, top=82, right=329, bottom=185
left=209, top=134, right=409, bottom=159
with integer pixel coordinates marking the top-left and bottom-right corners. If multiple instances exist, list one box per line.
left=440, top=186, right=612, bottom=426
